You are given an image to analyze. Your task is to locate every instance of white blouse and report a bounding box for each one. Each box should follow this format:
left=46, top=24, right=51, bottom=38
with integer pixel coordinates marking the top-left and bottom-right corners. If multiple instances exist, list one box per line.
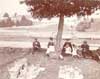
left=65, top=47, right=72, bottom=54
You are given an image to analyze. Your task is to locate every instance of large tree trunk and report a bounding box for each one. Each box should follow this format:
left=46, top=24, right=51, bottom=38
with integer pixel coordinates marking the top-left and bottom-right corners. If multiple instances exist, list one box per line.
left=55, top=14, right=64, bottom=54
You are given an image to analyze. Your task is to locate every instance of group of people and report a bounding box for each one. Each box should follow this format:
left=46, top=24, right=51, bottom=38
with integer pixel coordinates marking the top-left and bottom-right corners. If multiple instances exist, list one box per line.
left=32, top=37, right=100, bottom=61
left=59, top=40, right=91, bottom=59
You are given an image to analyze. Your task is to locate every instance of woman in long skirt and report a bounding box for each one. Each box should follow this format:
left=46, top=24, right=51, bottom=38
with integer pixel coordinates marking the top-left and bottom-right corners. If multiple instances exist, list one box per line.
left=46, top=37, right=55, bottom=57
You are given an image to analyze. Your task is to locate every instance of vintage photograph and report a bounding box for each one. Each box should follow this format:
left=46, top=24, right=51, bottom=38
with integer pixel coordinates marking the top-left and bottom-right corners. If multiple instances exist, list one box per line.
left=0, top=0, right=100, bottom=79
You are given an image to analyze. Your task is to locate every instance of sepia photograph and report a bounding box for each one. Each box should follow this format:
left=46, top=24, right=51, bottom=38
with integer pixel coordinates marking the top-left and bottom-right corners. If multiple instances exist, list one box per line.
left=0, top=0, right=100, bottom=79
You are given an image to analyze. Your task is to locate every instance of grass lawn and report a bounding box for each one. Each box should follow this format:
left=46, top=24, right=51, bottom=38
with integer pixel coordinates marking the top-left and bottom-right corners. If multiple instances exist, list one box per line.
left=0, top=48, right=100, bottom=79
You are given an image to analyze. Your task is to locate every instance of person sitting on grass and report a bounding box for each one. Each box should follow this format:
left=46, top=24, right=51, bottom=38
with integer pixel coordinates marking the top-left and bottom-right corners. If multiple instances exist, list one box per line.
left=81, top=41, right=90, bottom=58
left=59, top=39, right=73, bottom=59
left=94, top=47, right=100, bottom=61
left=96, top=47, right=100, bottom=57
left=46, top=37, right=55, bottom=57
left=81, top=41, right=94, bottom=59
left=32, top=38, right=41, bottom=54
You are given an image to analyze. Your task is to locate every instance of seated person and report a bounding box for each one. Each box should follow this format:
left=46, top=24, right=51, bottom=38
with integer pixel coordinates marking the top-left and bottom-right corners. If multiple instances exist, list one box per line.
left=81, top=41, right=92, bottom=58
left=46, top=37, right=55, bottom=56
left=95, top=47, right=100, bottom=60
left=63, top=39, right=73, bottom=52
left=59, top=39, right=73, bottom=59
left=96, top=47, right=100, bottom=56
left=33, top=38, right=41, bottom=52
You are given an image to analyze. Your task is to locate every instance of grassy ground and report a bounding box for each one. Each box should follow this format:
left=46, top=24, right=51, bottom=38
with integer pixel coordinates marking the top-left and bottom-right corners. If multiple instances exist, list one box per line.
left=0, top=47, right=100, bottom=79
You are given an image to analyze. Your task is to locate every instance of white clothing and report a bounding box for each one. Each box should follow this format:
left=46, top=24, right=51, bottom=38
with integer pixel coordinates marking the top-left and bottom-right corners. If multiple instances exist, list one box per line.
left=65, top=47, right=72, bottom=54
left=72, top=48, right=77, bottom=56
left=46, top=46, right=55, bottom=54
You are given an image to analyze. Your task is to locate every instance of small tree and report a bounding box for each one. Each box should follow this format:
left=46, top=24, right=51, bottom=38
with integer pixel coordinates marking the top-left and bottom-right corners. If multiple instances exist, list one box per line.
left=22, top=0, right=100, bottom=53
left=18, top=15, right=33, bottom=26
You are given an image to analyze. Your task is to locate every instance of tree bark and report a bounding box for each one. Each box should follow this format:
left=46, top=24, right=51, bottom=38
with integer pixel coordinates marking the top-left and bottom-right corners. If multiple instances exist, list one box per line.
left=55, top=14, right=64, bottom=53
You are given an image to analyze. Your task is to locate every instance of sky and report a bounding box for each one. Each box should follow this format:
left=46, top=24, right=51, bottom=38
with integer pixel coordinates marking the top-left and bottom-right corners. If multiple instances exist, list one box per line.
left=0, top=0, right=30, bottom=16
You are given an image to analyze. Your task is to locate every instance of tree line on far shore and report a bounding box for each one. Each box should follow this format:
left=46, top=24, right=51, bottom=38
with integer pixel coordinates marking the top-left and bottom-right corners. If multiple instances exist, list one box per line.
left=0, top=13, right=33, bottom=27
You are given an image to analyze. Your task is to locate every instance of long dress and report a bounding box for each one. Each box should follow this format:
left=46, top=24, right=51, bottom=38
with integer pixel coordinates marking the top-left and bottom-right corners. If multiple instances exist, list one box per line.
left=72, top=47, right=77, bottom=56
left=46, top=41, right=55, bottom=55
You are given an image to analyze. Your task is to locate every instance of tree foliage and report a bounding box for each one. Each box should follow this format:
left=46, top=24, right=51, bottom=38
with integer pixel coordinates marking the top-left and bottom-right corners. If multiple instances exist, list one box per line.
left=16, top=15, right=33, bottom=26
left=0, top=18, right=15, bottom=27
left=24, top=0, right=100, bottom=18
